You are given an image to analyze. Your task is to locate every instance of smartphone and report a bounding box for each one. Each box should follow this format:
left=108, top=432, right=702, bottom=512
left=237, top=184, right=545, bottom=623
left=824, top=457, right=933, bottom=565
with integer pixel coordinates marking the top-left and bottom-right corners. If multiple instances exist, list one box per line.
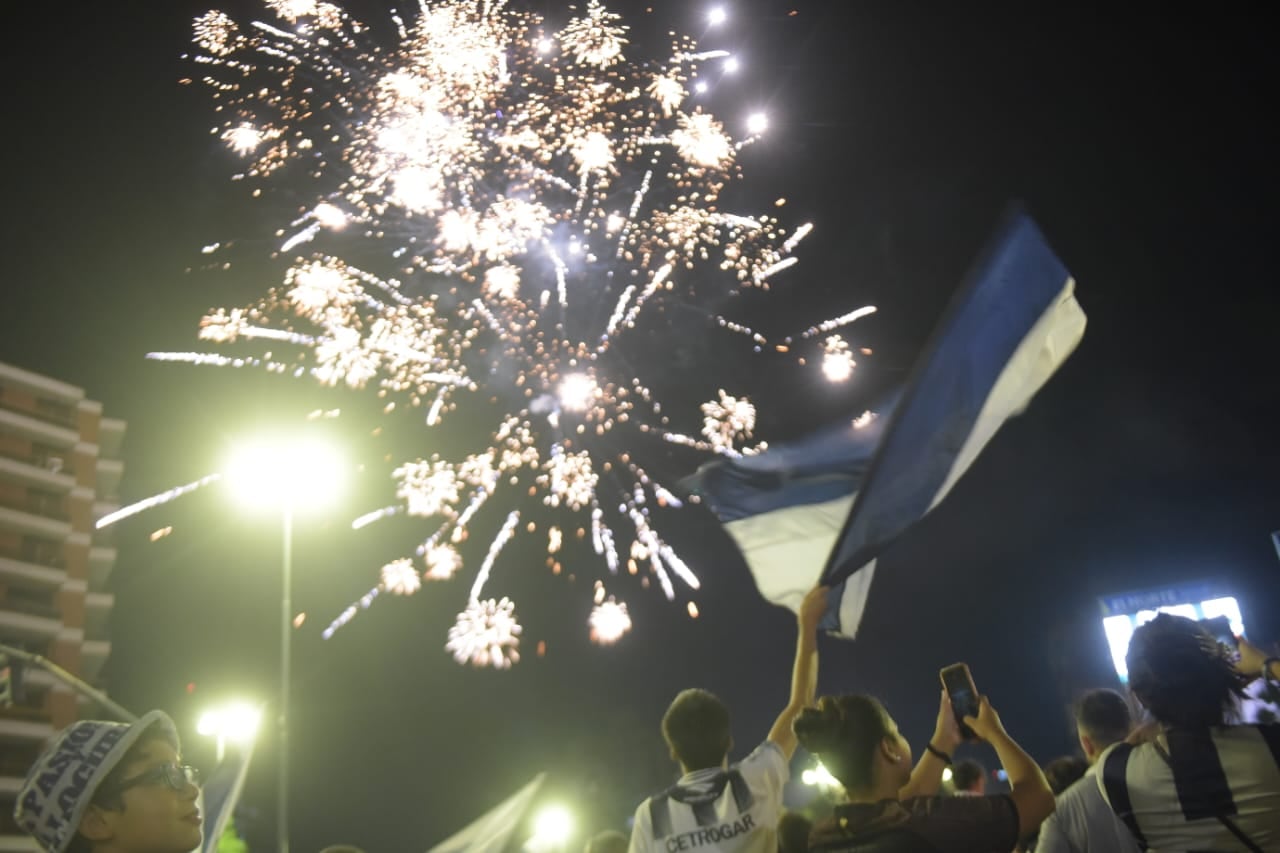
left=940, top=663, right=980, bottom=741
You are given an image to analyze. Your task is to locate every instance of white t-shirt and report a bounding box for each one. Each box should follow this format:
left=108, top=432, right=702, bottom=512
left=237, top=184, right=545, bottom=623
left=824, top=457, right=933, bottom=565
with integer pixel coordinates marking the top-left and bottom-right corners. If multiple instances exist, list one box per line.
left=1035, top=766, right=1141, bottom=853
left=628, top=741, right=789, bottom=853
left=1095, top=724, right=1280, bottom=852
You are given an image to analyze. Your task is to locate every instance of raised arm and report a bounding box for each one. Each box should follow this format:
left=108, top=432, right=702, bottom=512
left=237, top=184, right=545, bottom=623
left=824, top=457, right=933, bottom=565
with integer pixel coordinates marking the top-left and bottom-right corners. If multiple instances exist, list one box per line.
left=898, top=690, right=964, bottom=799
left=965, top=697, right=1055, bottom=838
left=1237, top=635, right=1280, bottom=682
left=766, top=585, right=828, bottom=759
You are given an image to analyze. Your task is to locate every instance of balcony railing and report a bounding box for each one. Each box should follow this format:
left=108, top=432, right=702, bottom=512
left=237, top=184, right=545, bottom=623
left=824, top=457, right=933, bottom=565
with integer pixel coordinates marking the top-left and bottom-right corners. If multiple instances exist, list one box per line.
left=0, top=751, right=39, bottom=778
left=0, top=493, right=68, bottom=521
left=0, top=811, right=25, bottom=835
left=0, top=445, right=70, bottom=474
left=0, top=597, right=61, bottom=621
left=0, top=395, right=78, bottom=429
left=0, top=703, right=52, bottom=724
left=0, top=542, right=64, bottom=569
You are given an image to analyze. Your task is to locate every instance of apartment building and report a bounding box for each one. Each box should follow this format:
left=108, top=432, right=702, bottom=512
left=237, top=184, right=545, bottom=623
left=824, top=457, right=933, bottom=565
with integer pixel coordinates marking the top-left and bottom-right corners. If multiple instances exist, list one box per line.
left=0, top=361, right=123, bottom=850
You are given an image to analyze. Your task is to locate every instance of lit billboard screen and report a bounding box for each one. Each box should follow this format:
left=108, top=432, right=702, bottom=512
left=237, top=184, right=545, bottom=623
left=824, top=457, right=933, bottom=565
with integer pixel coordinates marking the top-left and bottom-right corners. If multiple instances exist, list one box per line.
left=1098, top=584, right=1244, bottom=682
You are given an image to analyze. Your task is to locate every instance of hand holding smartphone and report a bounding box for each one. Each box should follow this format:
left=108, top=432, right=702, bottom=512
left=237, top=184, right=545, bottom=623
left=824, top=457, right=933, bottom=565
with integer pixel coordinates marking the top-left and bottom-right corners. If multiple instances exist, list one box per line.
left=940, top=662, right=981, bottom=742
left=1197, top=616, right=1241, bottom=661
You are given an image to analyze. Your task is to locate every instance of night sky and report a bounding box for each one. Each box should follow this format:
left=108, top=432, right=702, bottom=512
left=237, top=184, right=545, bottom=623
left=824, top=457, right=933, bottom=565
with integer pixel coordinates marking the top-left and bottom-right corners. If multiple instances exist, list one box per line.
left=4, top=2, right=1278, bottom=851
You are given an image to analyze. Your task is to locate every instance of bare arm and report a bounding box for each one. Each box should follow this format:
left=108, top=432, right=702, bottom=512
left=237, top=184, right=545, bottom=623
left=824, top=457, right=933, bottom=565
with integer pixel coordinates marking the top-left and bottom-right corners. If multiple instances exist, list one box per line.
left=766, top=586, right=828, bottom=759
left=965, top=698, right=1055, bottom=838
left=1237, top=636, right=1279, bottom=681
left=899, top=690, right=964, bottom=799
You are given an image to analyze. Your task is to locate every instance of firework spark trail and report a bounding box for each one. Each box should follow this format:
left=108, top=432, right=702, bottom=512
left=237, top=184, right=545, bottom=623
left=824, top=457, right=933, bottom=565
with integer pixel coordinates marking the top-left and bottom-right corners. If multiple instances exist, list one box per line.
left=167, top=0, right=878, bottom=664
left=711, top=304, right=877, bottom=351
left=352, top=506, right=402, bottom=529
left=96, top=474, right=223, bottom=529
left=600, top=264, right=673, bottom=353
left=591, top=505, right=619, bottom=573
left=468, top=509, right=521, bottom=602
left=145, top=352, right=286, bottom=370
left=798, top=305, right=880, bottom=339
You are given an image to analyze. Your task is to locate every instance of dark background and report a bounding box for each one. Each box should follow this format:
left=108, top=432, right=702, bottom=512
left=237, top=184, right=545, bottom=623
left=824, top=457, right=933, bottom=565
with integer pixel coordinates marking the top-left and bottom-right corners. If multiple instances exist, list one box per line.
left=3, top=1, right=1278, bottom=851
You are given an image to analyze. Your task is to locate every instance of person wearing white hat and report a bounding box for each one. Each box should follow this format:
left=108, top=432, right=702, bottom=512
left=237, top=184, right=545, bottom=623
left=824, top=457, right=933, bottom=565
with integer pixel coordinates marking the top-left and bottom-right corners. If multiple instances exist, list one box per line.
left=13, top=710, right=202, bottom=853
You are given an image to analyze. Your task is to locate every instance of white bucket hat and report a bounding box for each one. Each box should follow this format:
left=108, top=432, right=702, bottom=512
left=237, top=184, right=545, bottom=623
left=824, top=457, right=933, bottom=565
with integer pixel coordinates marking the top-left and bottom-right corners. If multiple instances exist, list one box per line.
left=14, top=710, right=179, bottom=853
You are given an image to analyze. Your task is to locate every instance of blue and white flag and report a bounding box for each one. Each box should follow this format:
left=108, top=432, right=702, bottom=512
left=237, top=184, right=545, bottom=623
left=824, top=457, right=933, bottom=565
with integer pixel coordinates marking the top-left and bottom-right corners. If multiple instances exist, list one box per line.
left=199, top=744, right=256, bottom=853
left=426, top=773, right=546, bottom=853
left=684, top=210, right=1086, bottom=637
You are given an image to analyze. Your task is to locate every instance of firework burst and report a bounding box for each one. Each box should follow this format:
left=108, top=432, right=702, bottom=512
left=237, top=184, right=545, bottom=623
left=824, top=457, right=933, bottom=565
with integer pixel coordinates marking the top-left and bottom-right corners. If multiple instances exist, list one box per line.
left=136, top=0, right=878, bottom=665
left=589, top=580, right=632, bottom=645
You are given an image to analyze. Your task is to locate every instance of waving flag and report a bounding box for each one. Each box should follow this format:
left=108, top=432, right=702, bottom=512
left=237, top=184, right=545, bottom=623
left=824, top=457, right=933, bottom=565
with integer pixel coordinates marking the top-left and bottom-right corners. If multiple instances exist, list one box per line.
left=199, top=743, right=256, bottom=853
left=684, top=209, right=1086, bottom=636
left=426, top=773, right=546, bottom=853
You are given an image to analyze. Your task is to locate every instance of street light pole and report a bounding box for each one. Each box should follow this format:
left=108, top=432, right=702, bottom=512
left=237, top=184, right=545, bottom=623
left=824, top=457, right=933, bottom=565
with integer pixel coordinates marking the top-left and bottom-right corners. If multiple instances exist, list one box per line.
left=279, top=504, right=293, bottom=853
left=224, top=434, right=344, bottom=853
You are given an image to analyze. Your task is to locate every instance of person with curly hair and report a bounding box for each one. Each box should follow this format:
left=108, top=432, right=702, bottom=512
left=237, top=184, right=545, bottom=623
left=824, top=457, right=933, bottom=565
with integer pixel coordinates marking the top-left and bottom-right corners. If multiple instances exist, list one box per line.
left=1095, top=614, right=1280, bottom=851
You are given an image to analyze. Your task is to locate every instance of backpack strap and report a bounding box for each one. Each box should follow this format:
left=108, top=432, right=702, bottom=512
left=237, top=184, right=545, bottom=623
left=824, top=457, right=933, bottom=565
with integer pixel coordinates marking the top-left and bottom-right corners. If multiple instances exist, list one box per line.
left=1101, top=743, right=1149, bottom=851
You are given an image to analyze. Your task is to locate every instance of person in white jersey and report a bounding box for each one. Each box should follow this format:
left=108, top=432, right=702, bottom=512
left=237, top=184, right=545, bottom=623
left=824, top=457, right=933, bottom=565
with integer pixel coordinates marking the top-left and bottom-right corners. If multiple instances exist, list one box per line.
left=627, top=585, right=828, bottom=853
left=1095, top=614, right=1280, bottom=852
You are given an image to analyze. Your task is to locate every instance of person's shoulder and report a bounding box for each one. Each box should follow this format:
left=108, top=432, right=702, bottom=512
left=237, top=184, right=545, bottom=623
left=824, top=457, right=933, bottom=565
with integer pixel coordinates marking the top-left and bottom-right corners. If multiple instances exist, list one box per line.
left=807, top=814, right=846, bottom=849
left=632, top=794, right=655, bottom=822
left=1051, top=767, right=1115, bottom=829
left=895, top=796, right=1018, bottom=853
left=900, top=794, right=1015, bottom=818
left=737, top=739, right=787, bottom=770
left=1209, top=723, right=1280, bottom=766
left=1094, top=740, right=1144, bottom=781
left=1056, top=768, right=1104, bottom=806
left=809, top=804, right=911, bottom=852
left=628, top=797, right=656, bottom=849
left=1213, top=721, right=1280, bottom=741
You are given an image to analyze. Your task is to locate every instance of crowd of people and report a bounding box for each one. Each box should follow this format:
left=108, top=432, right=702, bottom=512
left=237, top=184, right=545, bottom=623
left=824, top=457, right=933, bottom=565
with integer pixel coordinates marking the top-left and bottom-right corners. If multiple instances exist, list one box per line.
left=613, top=588, right=1279, bottom=853
left=9, top=585, right=1279, bottom=853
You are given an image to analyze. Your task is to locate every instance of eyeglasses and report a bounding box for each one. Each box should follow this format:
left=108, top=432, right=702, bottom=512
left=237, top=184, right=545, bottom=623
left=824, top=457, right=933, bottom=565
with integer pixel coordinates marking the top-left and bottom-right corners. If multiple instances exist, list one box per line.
left=110, top=762, right=201, bottom=795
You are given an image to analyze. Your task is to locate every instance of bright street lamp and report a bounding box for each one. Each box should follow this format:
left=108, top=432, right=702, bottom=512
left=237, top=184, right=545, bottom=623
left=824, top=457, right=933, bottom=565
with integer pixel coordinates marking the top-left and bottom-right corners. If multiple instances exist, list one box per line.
left=224, top=435, right=345, bottom=853
left=526, top=805, right=573, bottom=852
left=197, top=702, right=263, bottom=763
left=224, top=437, right=345, bottom=512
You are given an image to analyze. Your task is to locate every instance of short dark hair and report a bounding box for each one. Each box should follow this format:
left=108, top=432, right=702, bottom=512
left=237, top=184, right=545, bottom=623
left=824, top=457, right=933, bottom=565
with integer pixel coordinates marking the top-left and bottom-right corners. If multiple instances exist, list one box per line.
left=777, top=812, right=812, bottom=853
left=951, top=759, right=985, bottom=792
left=662, top=689, right=731, bottom=771
left=793, top=695, right=893, bottom=793
left=1074, top=688, right=1132, bottom=748
left=1043, top=756, right=1088, bottom=794
left=1126, top=613, right=1249, bottom=729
